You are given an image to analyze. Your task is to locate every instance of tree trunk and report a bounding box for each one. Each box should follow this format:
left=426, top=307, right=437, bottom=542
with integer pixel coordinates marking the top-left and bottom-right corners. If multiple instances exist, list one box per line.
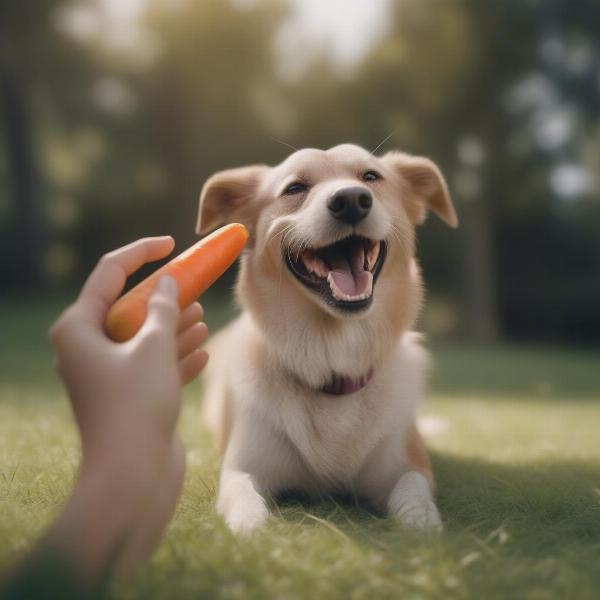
left=0, top=65, right=46, bottom=291
left=461, top=192, right=499, bottom=343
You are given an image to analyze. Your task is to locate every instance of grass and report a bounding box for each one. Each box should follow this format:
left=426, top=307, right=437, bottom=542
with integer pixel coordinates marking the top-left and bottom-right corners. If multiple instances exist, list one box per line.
left=1, top=294, right=599, bottom=599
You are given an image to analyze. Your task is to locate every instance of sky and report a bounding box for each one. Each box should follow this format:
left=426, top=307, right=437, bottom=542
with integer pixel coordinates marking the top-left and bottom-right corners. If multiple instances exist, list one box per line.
left=275, top=0, right=392, bottom=78
left=90, top=0, right=392, bottom=76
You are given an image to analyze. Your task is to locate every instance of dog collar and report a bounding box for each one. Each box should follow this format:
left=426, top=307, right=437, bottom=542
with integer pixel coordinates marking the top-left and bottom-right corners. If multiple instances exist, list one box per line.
left=321, top=367, right=374, bottom=396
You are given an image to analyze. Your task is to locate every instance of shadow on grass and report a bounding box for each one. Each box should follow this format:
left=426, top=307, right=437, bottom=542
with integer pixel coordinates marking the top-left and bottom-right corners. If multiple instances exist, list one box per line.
left=433, top=453, right=600, bottom=544
left=273, top=452, right=600, bottom=554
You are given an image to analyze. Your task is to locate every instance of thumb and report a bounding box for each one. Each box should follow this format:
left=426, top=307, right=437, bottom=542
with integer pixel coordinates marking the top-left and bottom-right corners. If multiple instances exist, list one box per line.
left=142, top=276, right=180, bottom=336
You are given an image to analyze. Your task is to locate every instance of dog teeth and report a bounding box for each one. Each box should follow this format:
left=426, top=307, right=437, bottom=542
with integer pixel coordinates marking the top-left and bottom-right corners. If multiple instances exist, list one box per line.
left=301, top=251, right=328, bottom=278
left=366, top=241, right=380, bottom=271
left=356, top=245, right=365, bottom=270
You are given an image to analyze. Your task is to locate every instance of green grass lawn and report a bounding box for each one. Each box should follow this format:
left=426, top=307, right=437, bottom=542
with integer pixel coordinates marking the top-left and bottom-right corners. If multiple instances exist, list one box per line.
left=1, top=295, right=599, bottom=599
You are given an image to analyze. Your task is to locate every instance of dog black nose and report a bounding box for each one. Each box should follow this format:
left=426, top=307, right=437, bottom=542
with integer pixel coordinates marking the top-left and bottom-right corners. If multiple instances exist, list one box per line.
left=327, top=187, right=372, bottom=224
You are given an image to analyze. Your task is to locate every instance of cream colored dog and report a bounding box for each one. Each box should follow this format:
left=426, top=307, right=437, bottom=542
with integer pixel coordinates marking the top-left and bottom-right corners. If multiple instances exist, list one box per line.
left=196, top=144, right=457, bottom=533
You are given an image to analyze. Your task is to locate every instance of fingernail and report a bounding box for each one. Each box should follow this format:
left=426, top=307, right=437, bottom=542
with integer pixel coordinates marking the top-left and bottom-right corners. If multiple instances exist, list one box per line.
left=156, top=275, right=178, bottom=296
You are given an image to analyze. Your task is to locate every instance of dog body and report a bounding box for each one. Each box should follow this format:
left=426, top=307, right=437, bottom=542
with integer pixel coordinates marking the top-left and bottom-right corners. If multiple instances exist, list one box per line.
left=197, top=144, right=457, bottom=533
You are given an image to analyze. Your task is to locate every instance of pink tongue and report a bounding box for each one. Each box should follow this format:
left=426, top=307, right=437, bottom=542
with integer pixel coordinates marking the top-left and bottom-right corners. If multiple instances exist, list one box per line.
left=325, top=244, right=371, bottom=297
left=329, top=270, right=371, bottom=296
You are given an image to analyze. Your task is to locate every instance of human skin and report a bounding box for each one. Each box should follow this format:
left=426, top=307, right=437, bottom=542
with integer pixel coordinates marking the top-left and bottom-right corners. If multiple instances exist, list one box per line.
left=4, top=236, right=209, bottom=591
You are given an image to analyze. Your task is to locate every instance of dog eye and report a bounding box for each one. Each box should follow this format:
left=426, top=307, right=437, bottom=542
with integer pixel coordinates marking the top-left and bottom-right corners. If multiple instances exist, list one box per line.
left=362, top=170, right=382, bottom=182
left=282, top=182, right=308, bottom=196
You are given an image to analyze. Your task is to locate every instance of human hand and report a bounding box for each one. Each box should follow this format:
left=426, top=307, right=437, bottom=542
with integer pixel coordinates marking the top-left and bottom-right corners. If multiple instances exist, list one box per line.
left=43, top=236, right=209, bottom=582
left=49, top=236, right=208, bottom=490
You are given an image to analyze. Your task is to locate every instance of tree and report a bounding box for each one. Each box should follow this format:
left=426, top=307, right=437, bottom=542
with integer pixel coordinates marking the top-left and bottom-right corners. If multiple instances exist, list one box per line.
left=140, top=0, right=287, bottom=249
left=0, top=0, right=101, bottom=291
left=0, top=2, right=51, bottom=290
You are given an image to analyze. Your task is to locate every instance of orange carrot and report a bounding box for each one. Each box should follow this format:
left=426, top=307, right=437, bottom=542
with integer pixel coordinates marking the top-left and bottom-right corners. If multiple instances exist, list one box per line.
left=105, top=223, right=248, bottom=342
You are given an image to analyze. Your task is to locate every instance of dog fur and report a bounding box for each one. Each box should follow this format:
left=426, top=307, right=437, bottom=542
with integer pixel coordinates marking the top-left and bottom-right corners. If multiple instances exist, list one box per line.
left=196, top=144, right=457, bottom=533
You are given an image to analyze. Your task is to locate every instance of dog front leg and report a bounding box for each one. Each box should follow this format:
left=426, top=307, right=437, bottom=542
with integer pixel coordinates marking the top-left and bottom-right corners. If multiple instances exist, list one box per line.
left=386, top=425, right=441, bottom=530
left=387, top=470, right=442, bottom=530
left=217, top=468, right=269, bottom=534
left=357, top=427, right=442, bottom=530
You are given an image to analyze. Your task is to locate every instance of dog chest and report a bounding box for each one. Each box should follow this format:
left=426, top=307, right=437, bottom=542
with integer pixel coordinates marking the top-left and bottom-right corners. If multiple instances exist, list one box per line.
left=272, top=389, right=394, bottom=484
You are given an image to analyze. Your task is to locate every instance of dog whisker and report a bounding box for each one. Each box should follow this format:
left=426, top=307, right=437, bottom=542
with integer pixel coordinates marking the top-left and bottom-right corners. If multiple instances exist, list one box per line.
left=370, top=129, right=396, bottom=155
left=272, top=137, right=298, bottom=153
left=271, top=226, right=291, bottom=242
left=277, top=244, right=286, bottom=330
left=280, top=226, right=298, bottom=255
left=271, top=223, right=297, bottom=257
left=272, top=224, right=294, bottom=246
left=272, top=221, right=295, bottom=238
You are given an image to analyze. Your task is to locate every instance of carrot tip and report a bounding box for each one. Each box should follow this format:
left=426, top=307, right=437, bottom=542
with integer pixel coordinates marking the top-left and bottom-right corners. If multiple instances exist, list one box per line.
left=105, top=223, right=249, bottom=342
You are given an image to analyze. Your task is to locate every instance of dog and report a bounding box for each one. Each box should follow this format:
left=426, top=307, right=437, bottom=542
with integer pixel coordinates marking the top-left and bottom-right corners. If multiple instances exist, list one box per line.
left=195, top=144, right=457, bottom=533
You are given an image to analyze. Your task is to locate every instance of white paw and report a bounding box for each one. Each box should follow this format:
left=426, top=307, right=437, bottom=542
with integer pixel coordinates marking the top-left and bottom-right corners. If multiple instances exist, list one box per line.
left=388, top=471, right=443, bottom=531
left=217, top=471, right=270, bottom=534
left=225, top=499, right=269, bottom=534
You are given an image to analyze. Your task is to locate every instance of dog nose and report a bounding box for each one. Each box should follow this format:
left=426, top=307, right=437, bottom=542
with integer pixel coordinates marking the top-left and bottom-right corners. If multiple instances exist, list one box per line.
left=327, top=187, right=372, bottom=224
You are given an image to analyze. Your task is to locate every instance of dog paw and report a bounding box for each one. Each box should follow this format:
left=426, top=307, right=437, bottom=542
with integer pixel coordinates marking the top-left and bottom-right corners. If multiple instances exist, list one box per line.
left=217, top=470, right=270, bottom=534
left=394, top=498, right=442, bottom=531
left=225, top=500, right=269, bottom=534
left=388, top=471, right=443, bottom=531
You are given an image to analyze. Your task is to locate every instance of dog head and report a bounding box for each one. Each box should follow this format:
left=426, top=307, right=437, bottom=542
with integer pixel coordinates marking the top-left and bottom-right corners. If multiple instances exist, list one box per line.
left=196, top=144, right=456, bottom=328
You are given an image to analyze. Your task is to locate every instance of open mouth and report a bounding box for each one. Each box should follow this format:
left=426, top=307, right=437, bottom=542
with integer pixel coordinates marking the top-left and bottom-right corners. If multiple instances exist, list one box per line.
left=284, top=235, right=387, bottom=311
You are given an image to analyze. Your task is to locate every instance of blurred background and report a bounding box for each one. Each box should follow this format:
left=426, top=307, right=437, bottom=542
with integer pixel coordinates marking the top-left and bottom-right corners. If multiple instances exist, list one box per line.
left=1, top=0, right=600, bottom=345
left=2, top=4, right=600, bottom=595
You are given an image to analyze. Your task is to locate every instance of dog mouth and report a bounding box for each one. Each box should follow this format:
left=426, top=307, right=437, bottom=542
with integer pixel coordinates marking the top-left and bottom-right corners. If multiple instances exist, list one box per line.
left=284, top=235, right=387, bottom=311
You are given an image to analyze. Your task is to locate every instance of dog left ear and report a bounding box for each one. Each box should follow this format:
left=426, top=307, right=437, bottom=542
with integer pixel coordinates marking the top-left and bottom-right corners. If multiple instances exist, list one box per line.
left=382, top=152, right=458, bottom=228
left=196, top=165, right=269, bottom=237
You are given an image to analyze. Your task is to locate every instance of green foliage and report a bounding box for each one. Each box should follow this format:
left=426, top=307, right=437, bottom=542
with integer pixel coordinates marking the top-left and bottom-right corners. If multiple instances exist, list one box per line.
left=1, top=0, right=600, bottom=340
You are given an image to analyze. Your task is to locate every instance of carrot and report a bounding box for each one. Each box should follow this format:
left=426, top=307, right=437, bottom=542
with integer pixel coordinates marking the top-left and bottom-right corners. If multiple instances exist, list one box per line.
left=105, top=223, right=248, bottom=342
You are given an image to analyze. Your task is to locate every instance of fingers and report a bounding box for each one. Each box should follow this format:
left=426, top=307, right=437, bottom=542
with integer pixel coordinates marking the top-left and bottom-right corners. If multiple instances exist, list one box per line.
left=179, top=349, right=209, bottom=385
left=177, top=302, right=204, bottom=333
left=48, top=305, right=89, bottom=353
left=78, top=236, right=175, bottom=323
left=141, top=276, right=181, bottom=338
left=177, top=322, right=208, bottom=359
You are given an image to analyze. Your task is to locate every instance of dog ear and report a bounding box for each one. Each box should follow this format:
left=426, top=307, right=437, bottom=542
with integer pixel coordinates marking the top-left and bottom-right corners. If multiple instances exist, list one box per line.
left=196, top=165, right=269, bottom=237
left=382, top=151, right=458, bottom=228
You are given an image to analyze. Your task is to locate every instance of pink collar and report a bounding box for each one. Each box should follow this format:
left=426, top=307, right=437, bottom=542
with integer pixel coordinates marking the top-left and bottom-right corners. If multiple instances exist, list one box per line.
left=321, top=367, right=374, bottom=395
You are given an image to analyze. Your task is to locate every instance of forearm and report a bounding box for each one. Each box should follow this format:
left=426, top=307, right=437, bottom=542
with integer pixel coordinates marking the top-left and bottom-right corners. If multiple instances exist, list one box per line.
left=49, top=467, right=140, bottom=581
left=113, top=438, right=185, bottom=579
left=1, top=466, right=141, bottom=598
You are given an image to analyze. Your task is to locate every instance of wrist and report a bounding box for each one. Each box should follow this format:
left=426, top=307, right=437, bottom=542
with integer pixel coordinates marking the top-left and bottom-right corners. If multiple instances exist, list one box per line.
left=46, top=466, right=140, bottom=585
left=79, top=427, right=173, bottom=497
